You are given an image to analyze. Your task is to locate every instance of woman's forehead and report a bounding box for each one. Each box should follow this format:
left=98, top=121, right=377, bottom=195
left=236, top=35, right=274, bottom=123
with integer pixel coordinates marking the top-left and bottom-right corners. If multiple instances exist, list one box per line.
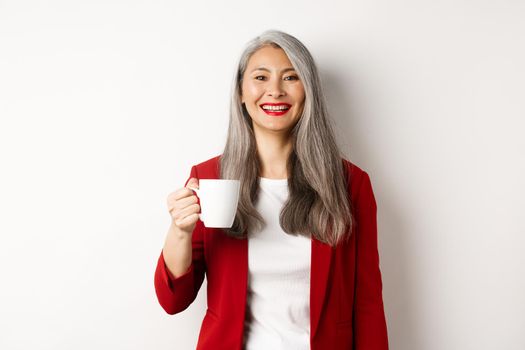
left=246, top=47, right=294, bottom=72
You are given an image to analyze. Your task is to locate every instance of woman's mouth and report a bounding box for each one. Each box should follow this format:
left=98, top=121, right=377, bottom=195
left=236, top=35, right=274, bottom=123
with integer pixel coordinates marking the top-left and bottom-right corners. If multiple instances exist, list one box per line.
left=260, top=103, right=291, bottom=117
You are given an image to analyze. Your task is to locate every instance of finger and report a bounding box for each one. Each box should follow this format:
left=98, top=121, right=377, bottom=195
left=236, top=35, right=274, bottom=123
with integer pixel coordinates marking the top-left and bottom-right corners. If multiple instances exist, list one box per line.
left=176, top=213, right=200, bottom=227
left=175, top=203, right=201, bottom=221
left=169, top=187, right=195, bottom=202
left=172, top=203, right=200, bottom=224
left=168, top=194, right=198, bottom=212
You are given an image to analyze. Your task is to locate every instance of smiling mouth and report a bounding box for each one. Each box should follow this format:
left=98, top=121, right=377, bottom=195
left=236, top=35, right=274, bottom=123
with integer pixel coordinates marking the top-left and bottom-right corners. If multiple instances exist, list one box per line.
left=259, top=103, right=291, bottom=116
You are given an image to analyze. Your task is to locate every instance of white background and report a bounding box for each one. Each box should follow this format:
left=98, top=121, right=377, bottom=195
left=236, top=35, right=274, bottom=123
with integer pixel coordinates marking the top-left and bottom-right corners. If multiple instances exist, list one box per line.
left=1, top=1, right=524, bottom=349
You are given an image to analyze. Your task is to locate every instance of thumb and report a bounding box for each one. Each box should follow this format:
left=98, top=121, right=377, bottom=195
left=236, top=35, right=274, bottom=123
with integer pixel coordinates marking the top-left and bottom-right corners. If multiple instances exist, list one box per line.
left=186, top=177, right=199, bottom=189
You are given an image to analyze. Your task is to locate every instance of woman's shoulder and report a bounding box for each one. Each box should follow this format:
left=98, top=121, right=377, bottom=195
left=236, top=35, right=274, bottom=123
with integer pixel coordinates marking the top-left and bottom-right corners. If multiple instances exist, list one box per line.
left=342, top=157, right=368, bottom=180
left=341, top=157, right=373, bottom=200
left=191, top=154, right=222, bottom=179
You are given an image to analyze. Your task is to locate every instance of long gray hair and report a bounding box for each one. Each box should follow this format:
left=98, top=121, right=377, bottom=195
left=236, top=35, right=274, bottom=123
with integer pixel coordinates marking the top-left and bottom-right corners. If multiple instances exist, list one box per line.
left=220, top=29, right=353, bottom=247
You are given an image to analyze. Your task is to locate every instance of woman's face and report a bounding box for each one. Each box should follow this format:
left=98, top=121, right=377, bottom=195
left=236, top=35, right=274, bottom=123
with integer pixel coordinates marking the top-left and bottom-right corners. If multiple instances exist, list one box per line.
left=241, top=46, right=305, bottom=136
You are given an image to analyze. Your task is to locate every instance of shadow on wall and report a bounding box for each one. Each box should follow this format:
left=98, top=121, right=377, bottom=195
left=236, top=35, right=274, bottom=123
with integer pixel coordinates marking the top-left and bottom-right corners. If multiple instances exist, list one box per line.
left=322, top=67, right=424, bottom=350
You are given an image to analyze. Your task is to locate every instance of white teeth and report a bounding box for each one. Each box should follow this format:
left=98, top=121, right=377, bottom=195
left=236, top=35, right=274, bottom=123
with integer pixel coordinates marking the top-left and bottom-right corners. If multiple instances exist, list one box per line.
left=261, top=105, right=290, bottom=111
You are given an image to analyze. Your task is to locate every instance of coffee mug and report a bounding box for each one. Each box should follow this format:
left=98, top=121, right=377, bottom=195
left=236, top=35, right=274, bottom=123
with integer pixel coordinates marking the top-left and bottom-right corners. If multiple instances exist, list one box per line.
left=188, top=179, right=240, bottom=228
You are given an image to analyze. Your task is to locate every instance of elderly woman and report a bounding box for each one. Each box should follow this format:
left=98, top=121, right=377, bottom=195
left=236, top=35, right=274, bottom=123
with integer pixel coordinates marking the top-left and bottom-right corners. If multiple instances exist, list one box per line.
left=155, top=29, right=389, bottom=350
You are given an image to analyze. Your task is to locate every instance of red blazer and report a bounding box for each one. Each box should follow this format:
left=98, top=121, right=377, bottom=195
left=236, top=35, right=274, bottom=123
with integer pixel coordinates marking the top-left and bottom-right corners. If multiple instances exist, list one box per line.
left=154, top=155, right=388, bottom=349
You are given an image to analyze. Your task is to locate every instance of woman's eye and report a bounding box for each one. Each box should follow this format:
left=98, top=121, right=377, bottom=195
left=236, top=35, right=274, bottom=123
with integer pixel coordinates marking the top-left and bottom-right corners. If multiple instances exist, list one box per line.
left=254, top=75, right=299, bottom=81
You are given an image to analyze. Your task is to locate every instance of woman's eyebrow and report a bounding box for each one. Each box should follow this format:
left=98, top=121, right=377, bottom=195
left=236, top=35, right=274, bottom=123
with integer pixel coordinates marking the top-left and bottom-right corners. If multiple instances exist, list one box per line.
left=251, top=67, right=296, bottom=73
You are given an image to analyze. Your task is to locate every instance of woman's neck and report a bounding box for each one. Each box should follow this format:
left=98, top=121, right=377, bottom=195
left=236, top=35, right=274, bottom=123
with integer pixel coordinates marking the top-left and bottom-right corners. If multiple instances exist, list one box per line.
left=255, top=133, right=292, bottom=179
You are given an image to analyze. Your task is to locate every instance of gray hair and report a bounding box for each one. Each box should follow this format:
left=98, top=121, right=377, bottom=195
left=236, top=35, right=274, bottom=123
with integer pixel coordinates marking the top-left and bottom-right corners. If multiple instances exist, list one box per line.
left=220, top=29, right=353, bottom=246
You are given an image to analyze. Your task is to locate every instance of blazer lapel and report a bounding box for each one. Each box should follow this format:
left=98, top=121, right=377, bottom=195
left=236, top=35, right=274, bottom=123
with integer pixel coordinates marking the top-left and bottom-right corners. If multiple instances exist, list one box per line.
left=310, top=237, right=334, bottom=339
left=231, top=232, right=248, bottom=349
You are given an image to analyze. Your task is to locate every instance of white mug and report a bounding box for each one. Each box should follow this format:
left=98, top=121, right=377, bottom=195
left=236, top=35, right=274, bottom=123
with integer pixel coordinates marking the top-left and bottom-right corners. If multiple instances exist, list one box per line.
left=188, top=179, right=240, bottom=228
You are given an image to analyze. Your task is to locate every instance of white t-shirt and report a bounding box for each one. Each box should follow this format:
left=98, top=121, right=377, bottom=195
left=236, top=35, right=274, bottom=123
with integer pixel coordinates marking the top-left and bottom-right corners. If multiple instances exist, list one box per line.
left=243, top=177, right=312, bottom=350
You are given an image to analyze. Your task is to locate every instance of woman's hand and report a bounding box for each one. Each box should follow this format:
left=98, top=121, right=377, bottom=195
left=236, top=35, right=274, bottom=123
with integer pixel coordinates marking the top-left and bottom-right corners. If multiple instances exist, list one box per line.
left=167, top=177, right=200, bottom=236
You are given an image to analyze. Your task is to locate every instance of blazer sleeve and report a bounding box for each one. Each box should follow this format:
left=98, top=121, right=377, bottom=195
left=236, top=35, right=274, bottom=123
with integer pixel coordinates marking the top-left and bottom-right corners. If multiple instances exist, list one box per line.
left=353, top=171, right=389, bottom=349
left=154, top=165, right=206, bottom=315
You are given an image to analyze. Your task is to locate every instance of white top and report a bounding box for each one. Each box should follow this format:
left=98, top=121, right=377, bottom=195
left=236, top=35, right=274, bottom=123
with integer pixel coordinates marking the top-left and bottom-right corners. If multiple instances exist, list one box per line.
left=243, top=177, right=311, bottom=350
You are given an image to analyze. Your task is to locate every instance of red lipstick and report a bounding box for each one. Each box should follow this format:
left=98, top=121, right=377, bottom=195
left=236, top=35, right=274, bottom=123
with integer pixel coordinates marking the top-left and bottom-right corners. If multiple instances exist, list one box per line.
left=259, top=103, right=292, bottom=117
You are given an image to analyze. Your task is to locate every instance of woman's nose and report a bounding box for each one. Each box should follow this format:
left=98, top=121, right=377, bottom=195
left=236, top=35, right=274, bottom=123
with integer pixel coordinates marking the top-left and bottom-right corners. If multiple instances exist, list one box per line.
left=267, top=78, right=285, bottom=97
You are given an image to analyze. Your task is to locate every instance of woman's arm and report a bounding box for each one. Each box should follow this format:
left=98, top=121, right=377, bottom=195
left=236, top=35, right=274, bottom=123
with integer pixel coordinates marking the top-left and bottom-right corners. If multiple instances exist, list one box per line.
left=353, top=171, right=389, bottom=349
left=154, top=165, right=206, bottom=315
